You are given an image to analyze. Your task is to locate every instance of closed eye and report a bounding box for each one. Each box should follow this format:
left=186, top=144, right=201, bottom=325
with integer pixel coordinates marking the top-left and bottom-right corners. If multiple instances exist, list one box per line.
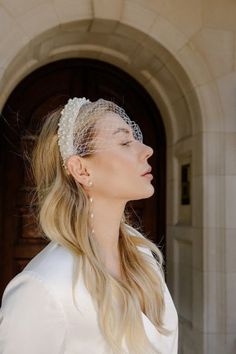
left=121, top=141, right=133, bottom=146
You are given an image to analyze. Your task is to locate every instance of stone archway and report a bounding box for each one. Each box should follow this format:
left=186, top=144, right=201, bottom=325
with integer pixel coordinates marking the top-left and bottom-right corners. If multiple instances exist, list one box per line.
left=0, top=3, right=227, bottom=353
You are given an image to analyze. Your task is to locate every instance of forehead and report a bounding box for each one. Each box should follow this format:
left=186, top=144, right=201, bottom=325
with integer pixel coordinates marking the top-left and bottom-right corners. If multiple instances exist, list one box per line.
left=95, top=111, right=133, bottom=137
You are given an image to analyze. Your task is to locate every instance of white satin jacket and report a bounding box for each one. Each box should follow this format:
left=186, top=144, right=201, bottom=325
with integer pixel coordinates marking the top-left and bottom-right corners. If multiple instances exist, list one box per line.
left=0, top=241, right=178, bottom=353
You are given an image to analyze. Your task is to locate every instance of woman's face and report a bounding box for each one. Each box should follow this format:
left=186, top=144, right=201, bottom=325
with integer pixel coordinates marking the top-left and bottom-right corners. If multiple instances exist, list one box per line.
left=85, top=112, right=154, bottom=202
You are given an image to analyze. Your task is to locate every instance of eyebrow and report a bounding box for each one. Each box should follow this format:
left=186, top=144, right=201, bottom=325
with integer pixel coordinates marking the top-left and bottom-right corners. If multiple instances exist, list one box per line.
left=112, top=127, right=132, bottom=135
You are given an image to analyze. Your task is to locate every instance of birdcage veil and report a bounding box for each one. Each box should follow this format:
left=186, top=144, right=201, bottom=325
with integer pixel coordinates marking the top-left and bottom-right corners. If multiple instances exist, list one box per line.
left=57, top=97, right=143, bottom=168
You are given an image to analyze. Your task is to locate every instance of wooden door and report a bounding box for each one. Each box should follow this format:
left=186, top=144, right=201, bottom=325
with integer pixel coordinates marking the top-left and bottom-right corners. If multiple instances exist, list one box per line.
left=0, top=59, right=166, bottom=297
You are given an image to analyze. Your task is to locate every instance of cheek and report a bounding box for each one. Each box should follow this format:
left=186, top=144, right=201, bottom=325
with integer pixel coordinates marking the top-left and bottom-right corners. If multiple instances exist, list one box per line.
left=98, top=150, right=134, bottom=171
left=97, top=160, right=126, bottom=182
left=92, top=152, right=136, bottom=186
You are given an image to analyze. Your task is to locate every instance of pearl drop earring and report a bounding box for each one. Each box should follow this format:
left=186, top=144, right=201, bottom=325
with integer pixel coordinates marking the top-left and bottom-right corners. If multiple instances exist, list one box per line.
left=89, top=196, right=95, bottom=235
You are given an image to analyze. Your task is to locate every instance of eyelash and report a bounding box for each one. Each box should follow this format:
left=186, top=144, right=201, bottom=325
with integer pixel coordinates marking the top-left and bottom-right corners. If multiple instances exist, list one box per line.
left=121, top=141, right=133, bottom=146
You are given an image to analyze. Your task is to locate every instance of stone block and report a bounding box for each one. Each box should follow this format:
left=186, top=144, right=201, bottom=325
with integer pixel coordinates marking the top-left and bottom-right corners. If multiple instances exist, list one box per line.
left=196, top=81, right=223, bottom=132
left=225, top=176, right=236, bottom=228
left=202, top=227, right=225, bottom=273
left=17, top=2, right=59, bottom=38
left=203, top=175, right=225, bottom=228
left=191, top=28, right=234, bottom=79
left=217, top=72, right=236, bottom=133
left=203, top=0, right=236, bottom=31
left=225, top=133, right=236, bottom=175
left=1, top=0, right=47, bottom=17
left=54, top=0, right=92, bottom=23
left=172, top=96, right=192, bottom=140
left=121, top=0, right=157, bottom=34
left=226, top=272, right=236, bottom=332
left=192, top=133, right=203, bottom=177
left=192, top=227, right=203, bottom=271
left=177, top=44, right=212, bottom=87
left=203, top=333, right=226, bottom=354
left=225, top=228, right=236, bottom=273
left=202, top=132, right=225, bottom=176
left=192, top=175, right=203, bottom=228
left=163, top=0, right=202, bottom=40
left=149, top=14, right=187, bottom=55
left=93, top=0, right=123, bottom=20
left=226, top=334, right=236, bottom=354
left=166, top=179, right=178, bottom=225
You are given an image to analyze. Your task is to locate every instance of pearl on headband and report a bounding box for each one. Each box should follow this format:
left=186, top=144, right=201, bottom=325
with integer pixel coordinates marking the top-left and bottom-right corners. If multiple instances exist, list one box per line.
left=57, top=97, right=91, bottom=167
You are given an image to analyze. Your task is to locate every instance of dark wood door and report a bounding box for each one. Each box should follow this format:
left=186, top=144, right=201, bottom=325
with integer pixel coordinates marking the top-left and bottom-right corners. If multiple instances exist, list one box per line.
left=0, top=59, right=166, bottom=297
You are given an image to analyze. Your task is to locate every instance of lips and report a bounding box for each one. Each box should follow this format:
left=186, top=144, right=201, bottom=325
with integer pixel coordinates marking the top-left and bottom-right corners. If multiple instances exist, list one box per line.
left=141, top=167, right=152, bottom=176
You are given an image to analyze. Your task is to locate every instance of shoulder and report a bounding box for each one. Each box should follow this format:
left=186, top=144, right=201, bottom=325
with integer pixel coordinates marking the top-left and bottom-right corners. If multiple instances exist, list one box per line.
left=1, top=270, right=64, bottom=316
left=24, top=241, right=74, bottom=278
left=0, top=264, right=67, bottom=353
left=2, top=241, right=76, bottom=307
left=23, top=241, right=76, bottom=289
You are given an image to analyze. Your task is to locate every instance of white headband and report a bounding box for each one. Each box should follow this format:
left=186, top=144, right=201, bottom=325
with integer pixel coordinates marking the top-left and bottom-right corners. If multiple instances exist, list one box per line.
left=57, top=97, right=90, bottom=166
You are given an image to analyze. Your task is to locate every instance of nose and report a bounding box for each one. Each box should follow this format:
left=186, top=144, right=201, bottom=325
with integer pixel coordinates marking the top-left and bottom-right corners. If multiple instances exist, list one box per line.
left=142, top=143, right=153, bottom=160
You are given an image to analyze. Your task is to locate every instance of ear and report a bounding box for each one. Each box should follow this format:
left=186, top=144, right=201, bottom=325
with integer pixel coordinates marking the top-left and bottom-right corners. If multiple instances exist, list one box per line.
left=66, top=155, right=91, bottom=187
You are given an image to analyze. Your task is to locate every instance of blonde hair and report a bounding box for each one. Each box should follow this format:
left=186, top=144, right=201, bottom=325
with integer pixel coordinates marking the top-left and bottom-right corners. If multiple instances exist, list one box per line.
left=31, top=100, right=172, bottom=354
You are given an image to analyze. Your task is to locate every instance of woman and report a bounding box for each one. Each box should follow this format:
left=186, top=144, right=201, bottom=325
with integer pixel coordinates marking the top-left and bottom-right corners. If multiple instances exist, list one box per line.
left=0, top=97, right=178, bottom=353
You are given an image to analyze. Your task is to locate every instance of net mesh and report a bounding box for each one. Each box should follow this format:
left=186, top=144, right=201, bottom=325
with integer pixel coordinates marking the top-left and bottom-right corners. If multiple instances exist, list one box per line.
left=58, top=97, right=143, bottom=167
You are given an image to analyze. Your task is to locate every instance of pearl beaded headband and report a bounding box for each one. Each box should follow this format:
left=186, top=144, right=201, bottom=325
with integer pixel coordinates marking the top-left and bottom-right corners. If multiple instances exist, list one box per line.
left=58, top=97, right=91, bottom=167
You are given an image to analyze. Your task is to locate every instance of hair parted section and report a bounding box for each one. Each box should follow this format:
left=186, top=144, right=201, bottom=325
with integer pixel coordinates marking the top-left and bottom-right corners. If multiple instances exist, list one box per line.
left=31, top=98, right=172, bottom=354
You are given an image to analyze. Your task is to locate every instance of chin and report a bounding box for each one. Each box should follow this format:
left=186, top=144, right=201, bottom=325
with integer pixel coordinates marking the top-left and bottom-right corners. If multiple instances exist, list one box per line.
left=131, top=185, right=155, bottom=200
left=143, top=187, right=155, bottom=199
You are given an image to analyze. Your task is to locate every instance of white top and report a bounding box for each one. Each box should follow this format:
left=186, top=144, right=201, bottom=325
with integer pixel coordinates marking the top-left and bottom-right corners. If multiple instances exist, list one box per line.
left=0, top=241, right=178, bottom=354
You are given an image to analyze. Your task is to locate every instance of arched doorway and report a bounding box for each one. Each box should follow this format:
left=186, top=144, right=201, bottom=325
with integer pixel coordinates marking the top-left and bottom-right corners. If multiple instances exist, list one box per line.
left=0, top=58, right=166, bottom=297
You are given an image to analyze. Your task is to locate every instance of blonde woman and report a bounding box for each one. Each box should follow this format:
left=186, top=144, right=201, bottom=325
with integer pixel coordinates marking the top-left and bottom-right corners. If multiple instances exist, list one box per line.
left=0, top=98, right=178, bottom=353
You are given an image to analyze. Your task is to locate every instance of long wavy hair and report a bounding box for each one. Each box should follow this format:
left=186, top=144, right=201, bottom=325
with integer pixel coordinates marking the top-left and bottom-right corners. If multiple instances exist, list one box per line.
left=31, top=99, right=172, bottom=354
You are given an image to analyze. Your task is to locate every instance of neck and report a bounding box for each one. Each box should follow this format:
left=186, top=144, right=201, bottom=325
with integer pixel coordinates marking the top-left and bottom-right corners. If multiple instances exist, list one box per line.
left=89, top=196, right=126, bottom=277
left=90, top=197, right=125, bottom=252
